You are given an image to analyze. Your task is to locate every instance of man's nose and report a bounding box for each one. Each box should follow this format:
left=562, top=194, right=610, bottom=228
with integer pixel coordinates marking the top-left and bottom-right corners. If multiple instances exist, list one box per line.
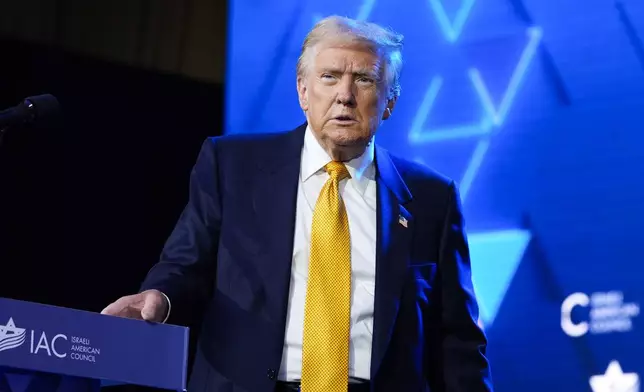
left=335, top=79, right=357, bottom=106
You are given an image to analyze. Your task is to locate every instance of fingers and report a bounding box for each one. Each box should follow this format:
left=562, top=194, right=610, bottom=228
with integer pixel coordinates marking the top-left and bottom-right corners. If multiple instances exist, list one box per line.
left=101, top=290, right=167, bottom=323
left=100, top=294, right=145, bottom=319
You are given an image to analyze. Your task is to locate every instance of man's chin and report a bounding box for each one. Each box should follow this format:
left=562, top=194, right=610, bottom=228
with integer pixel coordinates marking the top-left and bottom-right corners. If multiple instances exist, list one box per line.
left=330, top=136, right=368, bottom=148
left=326, top=129, right=368, bottom=145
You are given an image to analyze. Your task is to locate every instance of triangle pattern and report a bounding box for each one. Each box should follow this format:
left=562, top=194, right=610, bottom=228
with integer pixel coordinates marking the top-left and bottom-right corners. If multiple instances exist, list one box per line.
left=356, top=0, right=377, bottom=21
left=468, top=229, right=531, bottom=326
left=468, top=27, right=543, bottom=125
left=408, top=75, right=492, bottom=144
left=312, top=0, right=377, bottom=27
left=427, top=0, right=476, bottom=41
left=410, top=27, right=542, bottom=145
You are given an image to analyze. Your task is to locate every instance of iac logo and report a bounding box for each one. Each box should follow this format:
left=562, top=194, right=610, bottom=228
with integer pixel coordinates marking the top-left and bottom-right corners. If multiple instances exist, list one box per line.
left=561, top=291, right=640, bottom=337
left=0, top=317, right=101, bottom=363
left=0, top=318, right=26, bottom=352
left=0, top=317, right=67, bottom=357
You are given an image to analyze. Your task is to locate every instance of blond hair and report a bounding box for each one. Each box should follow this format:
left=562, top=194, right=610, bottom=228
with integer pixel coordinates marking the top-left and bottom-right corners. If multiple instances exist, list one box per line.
left=296, top=15, right=404, bottom=99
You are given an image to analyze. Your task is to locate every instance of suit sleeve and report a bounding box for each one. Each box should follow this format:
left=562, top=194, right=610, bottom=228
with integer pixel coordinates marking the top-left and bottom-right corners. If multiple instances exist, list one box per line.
left=139, top=137, right=222, bottom=325
left=438, top=181, right=493, bottom=391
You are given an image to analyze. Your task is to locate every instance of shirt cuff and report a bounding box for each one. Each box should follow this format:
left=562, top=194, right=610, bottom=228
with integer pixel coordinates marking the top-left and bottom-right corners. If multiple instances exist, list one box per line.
left=159, top=291, right=171, bottom=324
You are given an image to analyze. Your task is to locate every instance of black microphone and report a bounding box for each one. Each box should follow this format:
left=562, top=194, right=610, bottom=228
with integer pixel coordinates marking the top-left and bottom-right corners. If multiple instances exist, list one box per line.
left=0, top=94, right=60, bottom=130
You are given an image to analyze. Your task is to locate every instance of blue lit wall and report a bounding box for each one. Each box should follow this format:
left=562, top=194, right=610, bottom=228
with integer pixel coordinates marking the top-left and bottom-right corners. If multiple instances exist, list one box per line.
left=226, top=0, right=644, bottom=390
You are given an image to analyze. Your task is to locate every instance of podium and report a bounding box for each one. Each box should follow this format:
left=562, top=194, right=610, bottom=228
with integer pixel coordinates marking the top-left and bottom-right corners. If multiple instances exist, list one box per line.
left=0, top=297, right=189, bottom=391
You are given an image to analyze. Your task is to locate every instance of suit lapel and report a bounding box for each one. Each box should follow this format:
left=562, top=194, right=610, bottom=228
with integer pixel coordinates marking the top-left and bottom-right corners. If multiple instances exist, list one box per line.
left=251, top=125, right=305, bottom=332
left=370, top=145, right=413, bottom=379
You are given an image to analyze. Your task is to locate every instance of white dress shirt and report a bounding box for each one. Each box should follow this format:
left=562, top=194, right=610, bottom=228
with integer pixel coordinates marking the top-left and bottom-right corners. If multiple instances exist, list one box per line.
left=278, top=126, right=378, bottom=381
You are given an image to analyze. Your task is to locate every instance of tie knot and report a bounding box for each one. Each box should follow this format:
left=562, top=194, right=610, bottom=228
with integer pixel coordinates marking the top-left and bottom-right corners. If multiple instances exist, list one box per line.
left=324, top=161, right=350, bottom=181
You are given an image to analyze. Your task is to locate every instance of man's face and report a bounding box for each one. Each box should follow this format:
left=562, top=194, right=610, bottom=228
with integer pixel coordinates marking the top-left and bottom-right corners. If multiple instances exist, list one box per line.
left=297, top=41, right=396, bottom=160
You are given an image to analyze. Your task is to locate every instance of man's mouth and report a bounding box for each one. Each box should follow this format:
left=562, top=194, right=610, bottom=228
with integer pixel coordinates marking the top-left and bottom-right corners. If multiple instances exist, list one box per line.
left=333, top=115, right=357, bottom=122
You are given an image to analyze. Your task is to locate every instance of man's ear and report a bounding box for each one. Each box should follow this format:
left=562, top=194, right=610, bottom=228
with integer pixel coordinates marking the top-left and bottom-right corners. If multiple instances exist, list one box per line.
left=297, top=76, right=309, bottom=111
left=382, top=97, right=397, bottom=120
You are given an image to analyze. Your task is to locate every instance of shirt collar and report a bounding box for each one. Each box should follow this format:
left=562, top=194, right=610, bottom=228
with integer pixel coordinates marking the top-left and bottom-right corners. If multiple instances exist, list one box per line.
left=301, top=125, right=375, bottom=196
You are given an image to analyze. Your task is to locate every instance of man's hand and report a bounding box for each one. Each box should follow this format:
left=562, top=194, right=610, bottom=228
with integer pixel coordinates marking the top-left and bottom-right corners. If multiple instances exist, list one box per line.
left=101, top=289, right=169, bottom=322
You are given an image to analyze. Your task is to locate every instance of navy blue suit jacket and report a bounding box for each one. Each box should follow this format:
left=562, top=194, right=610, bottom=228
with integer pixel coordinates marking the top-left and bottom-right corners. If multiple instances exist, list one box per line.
left=140, top=124, right=493, bottom=392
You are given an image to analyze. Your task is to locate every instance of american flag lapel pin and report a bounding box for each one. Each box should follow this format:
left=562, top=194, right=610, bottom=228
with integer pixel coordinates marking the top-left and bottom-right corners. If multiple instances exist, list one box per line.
left=398, top=215, right=408, bottom=228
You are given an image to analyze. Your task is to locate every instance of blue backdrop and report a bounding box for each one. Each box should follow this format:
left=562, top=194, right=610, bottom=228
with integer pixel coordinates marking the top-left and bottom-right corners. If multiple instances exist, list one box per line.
left=225, top=0, right=644, bottom=390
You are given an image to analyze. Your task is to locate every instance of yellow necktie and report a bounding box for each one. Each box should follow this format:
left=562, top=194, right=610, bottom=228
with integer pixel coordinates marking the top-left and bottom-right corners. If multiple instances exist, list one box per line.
left=301, top=161, right=352, bottom=392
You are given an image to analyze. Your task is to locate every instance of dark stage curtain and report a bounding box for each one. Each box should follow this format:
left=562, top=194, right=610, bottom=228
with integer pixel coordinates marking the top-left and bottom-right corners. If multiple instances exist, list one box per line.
left=0, top=36, right=222, bottom=348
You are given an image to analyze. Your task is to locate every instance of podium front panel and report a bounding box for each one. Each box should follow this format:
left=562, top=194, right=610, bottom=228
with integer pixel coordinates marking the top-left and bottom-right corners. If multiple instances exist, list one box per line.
left=0, top=298, right=188, bottom=391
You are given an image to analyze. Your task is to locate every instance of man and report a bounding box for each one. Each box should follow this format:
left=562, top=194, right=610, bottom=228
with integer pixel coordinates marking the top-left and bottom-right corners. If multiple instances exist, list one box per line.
left=102, top=15, right=493, bottom=392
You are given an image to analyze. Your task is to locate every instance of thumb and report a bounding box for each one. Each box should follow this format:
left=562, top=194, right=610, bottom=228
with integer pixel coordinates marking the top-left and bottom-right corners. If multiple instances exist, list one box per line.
left=140, top=291, right=164, bottom=322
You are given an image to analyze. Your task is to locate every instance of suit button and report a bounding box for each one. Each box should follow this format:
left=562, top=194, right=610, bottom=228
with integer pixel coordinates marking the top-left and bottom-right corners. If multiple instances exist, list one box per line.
left=267, top=368, right=276, bottom=380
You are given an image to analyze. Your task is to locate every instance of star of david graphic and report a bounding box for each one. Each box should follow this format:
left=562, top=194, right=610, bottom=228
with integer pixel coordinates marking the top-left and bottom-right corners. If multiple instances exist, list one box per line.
left=590, top=361, right=640, bottom=392
left=310, top=0, right=542, bottom=327
left=0, top=318, right=26, bottom=352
